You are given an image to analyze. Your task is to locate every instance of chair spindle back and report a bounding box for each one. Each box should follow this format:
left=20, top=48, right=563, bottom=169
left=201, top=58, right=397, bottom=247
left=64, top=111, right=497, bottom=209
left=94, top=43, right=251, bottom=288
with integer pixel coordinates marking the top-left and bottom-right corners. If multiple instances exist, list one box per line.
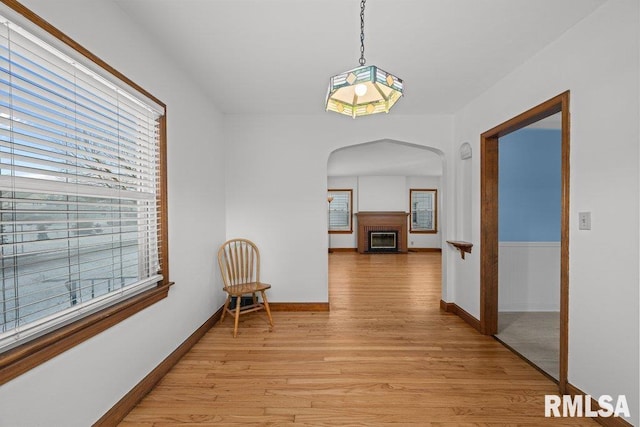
left=218, top=239, right=260, bottom=288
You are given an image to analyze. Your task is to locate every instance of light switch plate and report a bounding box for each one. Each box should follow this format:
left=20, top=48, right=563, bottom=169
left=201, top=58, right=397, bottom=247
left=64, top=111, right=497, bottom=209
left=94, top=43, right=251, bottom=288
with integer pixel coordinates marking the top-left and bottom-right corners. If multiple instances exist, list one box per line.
left=578, top=212, right=591, bottom=230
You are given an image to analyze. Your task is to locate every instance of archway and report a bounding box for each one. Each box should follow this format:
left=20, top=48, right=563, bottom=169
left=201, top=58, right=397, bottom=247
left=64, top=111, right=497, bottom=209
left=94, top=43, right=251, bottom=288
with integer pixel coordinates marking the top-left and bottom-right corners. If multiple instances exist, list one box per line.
left=326, top=139, right=449, bottom=304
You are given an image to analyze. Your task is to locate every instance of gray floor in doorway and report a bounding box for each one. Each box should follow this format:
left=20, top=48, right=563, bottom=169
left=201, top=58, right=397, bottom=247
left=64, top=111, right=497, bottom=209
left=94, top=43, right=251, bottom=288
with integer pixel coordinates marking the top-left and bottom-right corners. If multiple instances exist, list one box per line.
left=496, top=311, right=560, bottom=380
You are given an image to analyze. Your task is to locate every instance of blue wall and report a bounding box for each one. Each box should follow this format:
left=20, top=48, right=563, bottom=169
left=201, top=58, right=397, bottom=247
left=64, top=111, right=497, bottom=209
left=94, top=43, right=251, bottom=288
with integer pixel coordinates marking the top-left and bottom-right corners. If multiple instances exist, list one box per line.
left=499, top=128, right=561, bottom=242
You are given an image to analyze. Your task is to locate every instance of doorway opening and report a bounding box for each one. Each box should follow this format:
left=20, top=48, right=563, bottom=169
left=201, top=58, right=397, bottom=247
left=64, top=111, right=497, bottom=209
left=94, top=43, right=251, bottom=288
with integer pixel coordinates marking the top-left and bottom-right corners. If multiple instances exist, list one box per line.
left=480, top=92, right=570, bottom=392
left=326, top=139, right=448, bottom=301
left=494, top=112, right=562, bottom=380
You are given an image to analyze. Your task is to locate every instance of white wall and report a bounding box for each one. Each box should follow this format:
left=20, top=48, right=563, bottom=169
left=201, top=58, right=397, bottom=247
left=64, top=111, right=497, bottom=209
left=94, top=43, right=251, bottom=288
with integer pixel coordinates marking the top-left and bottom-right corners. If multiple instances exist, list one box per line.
left=452, top=0, right=639, bottom=423
left=358, top=176, right=407, bottom=211
left=327, top=175, right=442, bottom=250
left=224, top=114, right=453, bottom=303
left=0, top=1, right=228, bottom=426
left=498, top=243, right=560, bottom=312
left=357, top=175, right=443, bottom=249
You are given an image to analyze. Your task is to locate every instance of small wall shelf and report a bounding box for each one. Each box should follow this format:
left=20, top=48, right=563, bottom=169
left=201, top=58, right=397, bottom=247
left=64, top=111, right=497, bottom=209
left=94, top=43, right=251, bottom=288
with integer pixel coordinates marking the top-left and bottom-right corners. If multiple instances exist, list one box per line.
left=446, top=240, right=473, bottom=259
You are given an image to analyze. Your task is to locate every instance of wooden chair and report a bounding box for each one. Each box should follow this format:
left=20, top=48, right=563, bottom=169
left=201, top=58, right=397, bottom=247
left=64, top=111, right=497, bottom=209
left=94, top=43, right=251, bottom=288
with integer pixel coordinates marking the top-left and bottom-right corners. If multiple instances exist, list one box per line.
left=217, top=238, right=274, bottom=337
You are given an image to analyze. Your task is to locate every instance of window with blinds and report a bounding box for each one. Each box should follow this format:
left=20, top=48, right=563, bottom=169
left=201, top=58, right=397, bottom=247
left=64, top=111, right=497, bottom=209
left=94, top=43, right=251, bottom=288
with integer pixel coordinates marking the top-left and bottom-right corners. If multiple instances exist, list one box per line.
left=410, top=189, right=437, bottom=233
left=0, top=13, right=165, bottom=351
left=328, top=189, right=352, bottom=233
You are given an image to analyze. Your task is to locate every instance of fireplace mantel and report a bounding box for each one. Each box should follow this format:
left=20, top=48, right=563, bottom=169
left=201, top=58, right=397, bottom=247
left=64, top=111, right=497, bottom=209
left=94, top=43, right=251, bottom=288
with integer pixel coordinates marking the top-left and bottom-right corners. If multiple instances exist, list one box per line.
left=355, top=211, right=409, bottom=253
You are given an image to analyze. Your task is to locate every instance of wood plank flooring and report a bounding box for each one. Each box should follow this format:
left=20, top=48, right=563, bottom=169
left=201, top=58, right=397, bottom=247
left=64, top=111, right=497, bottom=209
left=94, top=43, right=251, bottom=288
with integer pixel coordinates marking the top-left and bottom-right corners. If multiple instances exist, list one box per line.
left=120, top=252, right=597, bottom=426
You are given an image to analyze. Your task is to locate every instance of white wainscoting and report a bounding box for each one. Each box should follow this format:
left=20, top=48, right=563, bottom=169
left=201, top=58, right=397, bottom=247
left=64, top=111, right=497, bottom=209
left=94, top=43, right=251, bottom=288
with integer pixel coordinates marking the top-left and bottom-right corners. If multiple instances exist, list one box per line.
left=498, top=242, right=560, bottom=312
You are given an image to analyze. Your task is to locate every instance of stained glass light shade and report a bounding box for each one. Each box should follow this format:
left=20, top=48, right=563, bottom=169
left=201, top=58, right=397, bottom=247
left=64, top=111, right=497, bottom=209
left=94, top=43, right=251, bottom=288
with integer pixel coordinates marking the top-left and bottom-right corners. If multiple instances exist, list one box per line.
left=326, top=65, right=404, bottom=118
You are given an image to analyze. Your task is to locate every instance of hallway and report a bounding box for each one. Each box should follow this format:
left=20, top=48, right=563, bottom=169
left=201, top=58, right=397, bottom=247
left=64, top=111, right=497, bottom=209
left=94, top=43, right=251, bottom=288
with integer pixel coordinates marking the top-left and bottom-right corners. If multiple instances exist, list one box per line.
left=120, top=252, right=596, bottom=425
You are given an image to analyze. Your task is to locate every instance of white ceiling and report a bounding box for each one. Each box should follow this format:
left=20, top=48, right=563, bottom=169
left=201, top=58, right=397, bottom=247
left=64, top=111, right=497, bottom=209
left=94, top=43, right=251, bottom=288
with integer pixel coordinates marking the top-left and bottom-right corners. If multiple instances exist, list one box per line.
left=112, top=1, right=599, bottom=177
left=113, top=0, right=606, bottom=116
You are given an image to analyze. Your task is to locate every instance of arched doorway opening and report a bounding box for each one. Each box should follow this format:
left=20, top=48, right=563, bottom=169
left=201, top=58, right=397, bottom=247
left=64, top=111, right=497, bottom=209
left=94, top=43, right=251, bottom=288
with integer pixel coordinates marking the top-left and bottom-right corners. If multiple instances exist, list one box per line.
left=326, top=139, right=449, bottom=303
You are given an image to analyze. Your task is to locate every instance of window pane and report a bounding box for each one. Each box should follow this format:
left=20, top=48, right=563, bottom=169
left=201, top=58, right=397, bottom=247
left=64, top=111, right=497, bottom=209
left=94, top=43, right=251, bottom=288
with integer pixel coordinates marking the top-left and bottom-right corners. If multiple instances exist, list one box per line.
left=328, top=189, right=352, bottom=232
left=410, top=189, right=437, bottom=232
left=0, top=15, right=163, bottom=350
left=1, top=192, right=153, bottom=329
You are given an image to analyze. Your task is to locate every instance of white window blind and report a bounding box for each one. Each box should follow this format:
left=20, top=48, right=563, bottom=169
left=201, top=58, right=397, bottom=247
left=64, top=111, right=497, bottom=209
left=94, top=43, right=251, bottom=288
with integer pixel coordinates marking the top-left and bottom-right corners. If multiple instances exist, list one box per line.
left=0, top=15, right=164, bottom=350
left=410, top=189, right=436, bottom=232
left=328, top=189, right=352, bottom=232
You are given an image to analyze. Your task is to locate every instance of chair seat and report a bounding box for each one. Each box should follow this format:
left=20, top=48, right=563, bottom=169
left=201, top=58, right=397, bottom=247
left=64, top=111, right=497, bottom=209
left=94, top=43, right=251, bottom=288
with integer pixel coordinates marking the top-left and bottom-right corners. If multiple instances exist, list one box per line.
left=225, top=281, right=271, bottom=296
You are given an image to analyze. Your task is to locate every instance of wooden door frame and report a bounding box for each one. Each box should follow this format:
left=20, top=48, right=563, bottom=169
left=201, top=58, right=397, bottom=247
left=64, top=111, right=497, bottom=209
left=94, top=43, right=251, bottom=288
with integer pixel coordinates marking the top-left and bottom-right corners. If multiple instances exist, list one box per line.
left=480, top=91, right=570, bottom=392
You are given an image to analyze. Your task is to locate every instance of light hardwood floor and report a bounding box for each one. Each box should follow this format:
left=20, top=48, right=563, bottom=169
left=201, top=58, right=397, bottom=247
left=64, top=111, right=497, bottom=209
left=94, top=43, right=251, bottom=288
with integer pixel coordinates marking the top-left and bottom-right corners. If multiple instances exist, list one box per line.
left=120, top=252, right=596, bottom=426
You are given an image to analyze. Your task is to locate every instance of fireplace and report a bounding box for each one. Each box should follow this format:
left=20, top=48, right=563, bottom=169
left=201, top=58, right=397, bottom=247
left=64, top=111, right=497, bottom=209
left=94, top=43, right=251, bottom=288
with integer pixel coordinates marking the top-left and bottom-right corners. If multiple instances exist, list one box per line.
left=368, top=231, right=398, bottom=252
left=355, top=211, right=409, bottom=253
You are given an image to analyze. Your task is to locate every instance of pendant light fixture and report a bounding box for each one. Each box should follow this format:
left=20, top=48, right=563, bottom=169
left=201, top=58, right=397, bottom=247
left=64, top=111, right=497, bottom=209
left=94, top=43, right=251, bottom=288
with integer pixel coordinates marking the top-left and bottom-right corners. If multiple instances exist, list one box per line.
left=325, top=0, right=404, bottom=118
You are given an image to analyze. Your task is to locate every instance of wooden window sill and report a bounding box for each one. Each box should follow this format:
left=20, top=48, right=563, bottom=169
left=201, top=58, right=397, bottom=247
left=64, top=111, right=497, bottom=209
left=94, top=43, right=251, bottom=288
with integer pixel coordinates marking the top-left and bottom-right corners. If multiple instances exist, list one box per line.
left=0, top=281, right=173, bottom=385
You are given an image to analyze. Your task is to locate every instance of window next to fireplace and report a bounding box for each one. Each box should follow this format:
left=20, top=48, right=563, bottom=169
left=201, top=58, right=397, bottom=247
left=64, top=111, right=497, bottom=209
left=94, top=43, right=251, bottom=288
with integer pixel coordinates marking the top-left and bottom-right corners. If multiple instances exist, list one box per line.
left=368, top=231, right=398, bottom=253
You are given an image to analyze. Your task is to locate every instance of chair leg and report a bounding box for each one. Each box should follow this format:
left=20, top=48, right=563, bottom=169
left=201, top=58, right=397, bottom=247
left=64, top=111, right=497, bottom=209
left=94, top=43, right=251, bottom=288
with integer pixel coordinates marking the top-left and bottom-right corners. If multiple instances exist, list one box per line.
left=261, top=290, right=274, bottom=330
left=233, top=296, right=241, bottom=338
left=221, top=295, right=231, bottom=322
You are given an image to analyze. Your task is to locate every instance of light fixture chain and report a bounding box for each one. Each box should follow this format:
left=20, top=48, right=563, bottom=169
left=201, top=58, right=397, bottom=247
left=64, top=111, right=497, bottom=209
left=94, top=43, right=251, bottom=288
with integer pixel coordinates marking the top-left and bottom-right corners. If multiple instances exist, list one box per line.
left=359, top=0, right=366, bottom=66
